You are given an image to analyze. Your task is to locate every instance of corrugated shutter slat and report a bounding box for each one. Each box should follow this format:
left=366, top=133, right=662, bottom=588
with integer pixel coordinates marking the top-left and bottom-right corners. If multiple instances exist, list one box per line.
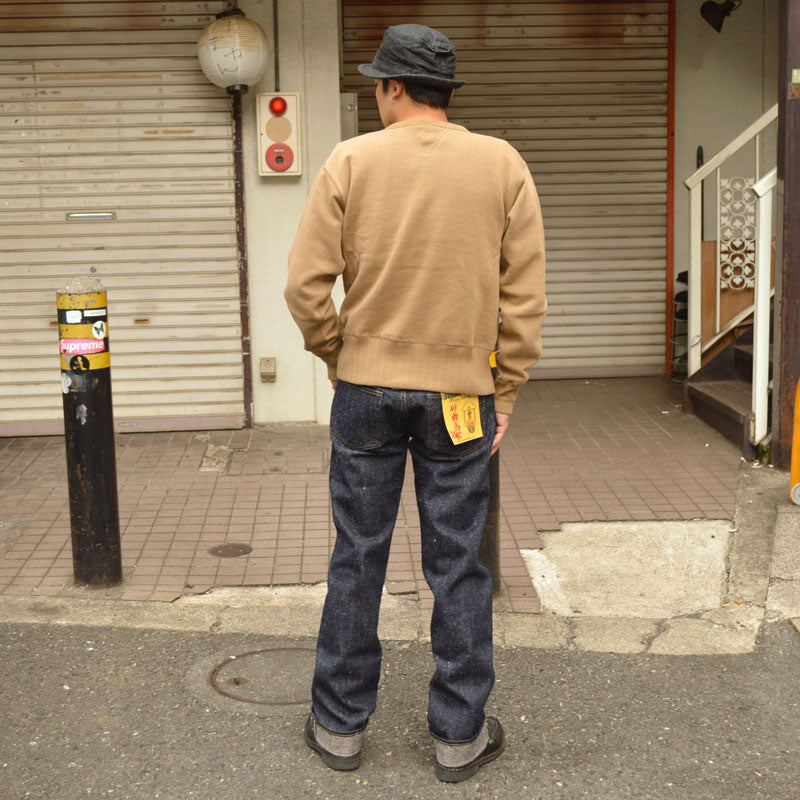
left=0, top=0, right=244, bottom=434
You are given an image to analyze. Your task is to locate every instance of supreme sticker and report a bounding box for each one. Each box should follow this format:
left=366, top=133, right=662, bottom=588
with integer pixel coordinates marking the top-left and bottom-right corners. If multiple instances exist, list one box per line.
left=60, top=338, right=105, bottom=355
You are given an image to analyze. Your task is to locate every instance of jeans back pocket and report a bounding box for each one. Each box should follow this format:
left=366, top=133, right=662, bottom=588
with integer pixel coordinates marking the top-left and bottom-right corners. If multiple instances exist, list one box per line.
left=425, top=393, right=491, bottom=456
left=331, top=381, right=385, bottom=451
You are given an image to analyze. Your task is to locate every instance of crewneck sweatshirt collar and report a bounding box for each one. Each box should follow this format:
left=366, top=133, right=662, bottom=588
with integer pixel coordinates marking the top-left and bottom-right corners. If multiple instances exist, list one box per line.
left=385, top=118, right=468, bottom=133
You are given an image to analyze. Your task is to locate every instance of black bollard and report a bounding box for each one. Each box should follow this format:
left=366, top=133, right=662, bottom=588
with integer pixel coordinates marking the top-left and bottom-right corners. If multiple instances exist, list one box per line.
left=58, top=277, right=122, bottom=586
left=480, top=450, right=501, bottom=596
left=480, top=352, right=501, bottom=596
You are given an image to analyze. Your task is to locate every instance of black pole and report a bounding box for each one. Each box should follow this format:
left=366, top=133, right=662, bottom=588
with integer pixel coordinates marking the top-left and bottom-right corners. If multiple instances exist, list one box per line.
left=480, top=356, right=501, bottom=596
left=480, top=450, right=501, bottom=596
left=58, top=277, right=122, bottom=586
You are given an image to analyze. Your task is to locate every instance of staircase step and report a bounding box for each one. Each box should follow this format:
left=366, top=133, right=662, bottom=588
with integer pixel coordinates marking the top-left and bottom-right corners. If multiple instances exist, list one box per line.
left=734, top=343, right=773, bottom=358
left=674, top=289, right=688, bottom=304
left=733, top=342, right=774, bottom=382
left=686, top=378, right=758, bottom=455
left=688, top=379, right=752, bottom=424
left=677, top=270, right=688, bottom=285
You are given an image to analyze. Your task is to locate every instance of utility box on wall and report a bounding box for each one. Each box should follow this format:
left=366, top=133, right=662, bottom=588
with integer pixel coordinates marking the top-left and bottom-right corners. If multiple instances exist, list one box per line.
left=257, top=92, right=301, bottom=176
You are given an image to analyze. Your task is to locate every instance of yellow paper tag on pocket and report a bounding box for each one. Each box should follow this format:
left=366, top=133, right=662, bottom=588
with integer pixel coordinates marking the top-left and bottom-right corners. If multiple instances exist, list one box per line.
left=440, top=393, right=483, bottom=445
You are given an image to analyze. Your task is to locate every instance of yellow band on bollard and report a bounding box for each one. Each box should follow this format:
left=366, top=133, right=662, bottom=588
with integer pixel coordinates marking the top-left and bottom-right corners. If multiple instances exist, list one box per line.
left=791, top=377, right=800, bottom=505
left=57, top=291, right=107, bottom=311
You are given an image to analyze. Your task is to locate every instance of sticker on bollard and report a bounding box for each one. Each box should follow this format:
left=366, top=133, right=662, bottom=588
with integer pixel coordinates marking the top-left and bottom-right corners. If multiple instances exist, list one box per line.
left=60, top=338, right=105, bottom=355
left=58, top=309, right=109, bottom=370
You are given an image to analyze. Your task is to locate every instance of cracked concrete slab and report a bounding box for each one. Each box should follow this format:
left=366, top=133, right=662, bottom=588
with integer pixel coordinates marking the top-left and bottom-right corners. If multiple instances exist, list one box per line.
left=767, top=580, right=800, bottom=618
left=770, top=505, right=800, bottom=581
left=701, top=603, right=764, bottom=631
left=727, top=465, right=786, bottom=604
left=494, top=612, right=571, bottom=649
left=521, top=520, right=731, bottom=618
left=570, top=616, right=661, bottom=653
left=649, top=617, right=758, bottom=654
left=0, top=595, right=220, bottom=633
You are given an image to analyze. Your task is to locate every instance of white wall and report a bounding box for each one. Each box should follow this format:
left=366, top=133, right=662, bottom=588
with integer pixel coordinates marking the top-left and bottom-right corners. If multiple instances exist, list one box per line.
left=674, top=0, right=779, bottom=277
left=240, top=0, right=342, bottom=424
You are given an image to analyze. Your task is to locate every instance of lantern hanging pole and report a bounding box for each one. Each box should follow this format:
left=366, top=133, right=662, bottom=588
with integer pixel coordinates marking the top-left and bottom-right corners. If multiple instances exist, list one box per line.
left=273, top=0, right=280, bottom=91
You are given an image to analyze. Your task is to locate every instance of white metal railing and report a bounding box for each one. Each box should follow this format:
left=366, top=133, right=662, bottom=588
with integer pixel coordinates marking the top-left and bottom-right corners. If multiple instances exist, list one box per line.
left=751, top=167, right=777, bottom=445
left=684, top=104, right=778, bottom=376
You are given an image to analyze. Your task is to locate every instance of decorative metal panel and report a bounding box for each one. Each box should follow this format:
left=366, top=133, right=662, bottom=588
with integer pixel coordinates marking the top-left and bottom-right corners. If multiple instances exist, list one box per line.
left=719, top=177, right=756, bottom=291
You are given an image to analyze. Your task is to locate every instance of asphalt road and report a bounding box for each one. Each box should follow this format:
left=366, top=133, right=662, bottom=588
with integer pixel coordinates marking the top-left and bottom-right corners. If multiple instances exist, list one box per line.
left=1, top=621, right=799, bottom=800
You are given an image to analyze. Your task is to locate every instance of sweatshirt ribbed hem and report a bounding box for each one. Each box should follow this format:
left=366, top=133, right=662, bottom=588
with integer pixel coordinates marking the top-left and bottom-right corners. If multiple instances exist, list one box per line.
left=336, top=336, right=496, bottom=397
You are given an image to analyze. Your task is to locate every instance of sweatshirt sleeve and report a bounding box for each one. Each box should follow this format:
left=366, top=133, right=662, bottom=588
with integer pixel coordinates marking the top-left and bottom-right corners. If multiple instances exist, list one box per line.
left=495, top=164, right=547, bottom=414
left=284, top=165, right=347, bottom=380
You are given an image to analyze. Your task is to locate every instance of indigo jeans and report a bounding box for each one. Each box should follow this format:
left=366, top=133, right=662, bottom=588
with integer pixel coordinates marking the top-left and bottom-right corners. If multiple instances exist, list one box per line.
left=311, top=380, right=496, bottom=744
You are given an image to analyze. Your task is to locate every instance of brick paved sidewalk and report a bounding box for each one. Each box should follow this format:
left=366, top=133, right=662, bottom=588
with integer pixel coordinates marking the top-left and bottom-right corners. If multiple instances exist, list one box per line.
left=0, top=378, right=742, bottom=612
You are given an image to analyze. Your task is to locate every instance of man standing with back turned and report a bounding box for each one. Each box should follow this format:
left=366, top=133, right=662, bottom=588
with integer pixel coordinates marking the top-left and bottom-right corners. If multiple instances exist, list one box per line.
left=285, top=24, right=546, bottom=783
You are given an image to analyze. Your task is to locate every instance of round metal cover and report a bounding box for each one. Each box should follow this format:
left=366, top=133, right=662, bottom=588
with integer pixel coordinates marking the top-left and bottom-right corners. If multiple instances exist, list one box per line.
left=210, top=648, right=315, bottom=706
left=208, top=543, right=252, bottom=558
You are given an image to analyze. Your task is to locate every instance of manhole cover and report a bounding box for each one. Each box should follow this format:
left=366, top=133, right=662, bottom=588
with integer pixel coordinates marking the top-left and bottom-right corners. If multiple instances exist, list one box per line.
left=208, top=543, right=252, bottom=558
left=185, top=645, right=386, bottom=717
left=210, top=648, right=315, bottom=706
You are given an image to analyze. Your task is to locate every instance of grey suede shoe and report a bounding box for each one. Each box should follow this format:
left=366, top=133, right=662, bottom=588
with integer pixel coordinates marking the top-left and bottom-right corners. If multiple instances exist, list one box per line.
left=435, top=717, right=505, bottom=783
left=304, top=715, right=362, bottom=771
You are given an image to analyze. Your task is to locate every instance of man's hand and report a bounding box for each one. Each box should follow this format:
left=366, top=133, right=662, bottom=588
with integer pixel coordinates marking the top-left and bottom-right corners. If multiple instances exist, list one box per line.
left=491, top=411, right=510, bottom=456
left=331, top=380, right=338, bottom=391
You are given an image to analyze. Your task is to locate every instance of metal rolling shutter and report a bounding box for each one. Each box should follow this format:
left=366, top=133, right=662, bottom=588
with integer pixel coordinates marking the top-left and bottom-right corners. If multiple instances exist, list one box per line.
left=0, top=1, right=244, bottom=435
left=341, top=1, right=668, bottom=375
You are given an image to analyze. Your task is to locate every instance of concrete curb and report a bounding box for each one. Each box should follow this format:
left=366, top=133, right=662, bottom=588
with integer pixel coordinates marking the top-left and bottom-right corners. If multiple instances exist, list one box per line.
left=0, top=587, right=763, bottom=655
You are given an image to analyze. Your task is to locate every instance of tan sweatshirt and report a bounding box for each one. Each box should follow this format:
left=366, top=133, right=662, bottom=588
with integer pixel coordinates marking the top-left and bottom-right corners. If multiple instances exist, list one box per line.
left=285, top=118, right=546, bottom=414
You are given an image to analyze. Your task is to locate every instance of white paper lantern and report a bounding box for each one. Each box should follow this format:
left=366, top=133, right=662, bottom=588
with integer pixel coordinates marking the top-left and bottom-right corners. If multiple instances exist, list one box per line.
left=198, top=9, right=269, bottom=95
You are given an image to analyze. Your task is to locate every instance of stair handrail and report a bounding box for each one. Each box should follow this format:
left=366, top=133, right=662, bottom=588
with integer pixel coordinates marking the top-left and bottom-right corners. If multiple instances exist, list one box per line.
left=684, top=104, right=778, bottom=189
left=750, top=167, right=777, bottom=446
left=684, top=104, right=779, bottom=376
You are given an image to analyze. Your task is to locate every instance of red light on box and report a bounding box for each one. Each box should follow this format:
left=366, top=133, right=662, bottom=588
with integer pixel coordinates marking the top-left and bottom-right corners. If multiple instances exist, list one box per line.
left=269, top=96, right=287, bottom=115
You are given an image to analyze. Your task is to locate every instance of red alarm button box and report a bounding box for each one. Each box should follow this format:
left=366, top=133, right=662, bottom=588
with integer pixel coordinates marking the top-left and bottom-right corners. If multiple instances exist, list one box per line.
left=266, top=143, right=294, bottom=172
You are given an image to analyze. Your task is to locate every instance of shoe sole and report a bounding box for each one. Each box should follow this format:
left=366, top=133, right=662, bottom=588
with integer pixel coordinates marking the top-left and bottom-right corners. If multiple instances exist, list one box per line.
left=305, top=730, right=361, bottom=771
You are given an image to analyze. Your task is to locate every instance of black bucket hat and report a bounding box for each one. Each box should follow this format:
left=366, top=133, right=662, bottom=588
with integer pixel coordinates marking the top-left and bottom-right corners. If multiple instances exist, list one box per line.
left=357, top=24, right=465, bottom=89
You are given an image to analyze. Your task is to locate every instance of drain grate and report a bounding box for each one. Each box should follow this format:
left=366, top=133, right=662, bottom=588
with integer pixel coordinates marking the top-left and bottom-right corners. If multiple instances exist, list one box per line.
left=208, top=543, right=252, bottom=558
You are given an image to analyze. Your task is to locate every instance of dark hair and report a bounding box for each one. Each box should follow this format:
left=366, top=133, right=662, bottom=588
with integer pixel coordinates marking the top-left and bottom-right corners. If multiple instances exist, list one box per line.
left=381, top=78, right=451, bottom=110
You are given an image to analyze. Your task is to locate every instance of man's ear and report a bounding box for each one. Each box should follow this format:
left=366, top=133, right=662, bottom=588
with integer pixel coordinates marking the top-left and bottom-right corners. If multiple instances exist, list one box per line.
left=388, top=79, right=404, bottom=101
